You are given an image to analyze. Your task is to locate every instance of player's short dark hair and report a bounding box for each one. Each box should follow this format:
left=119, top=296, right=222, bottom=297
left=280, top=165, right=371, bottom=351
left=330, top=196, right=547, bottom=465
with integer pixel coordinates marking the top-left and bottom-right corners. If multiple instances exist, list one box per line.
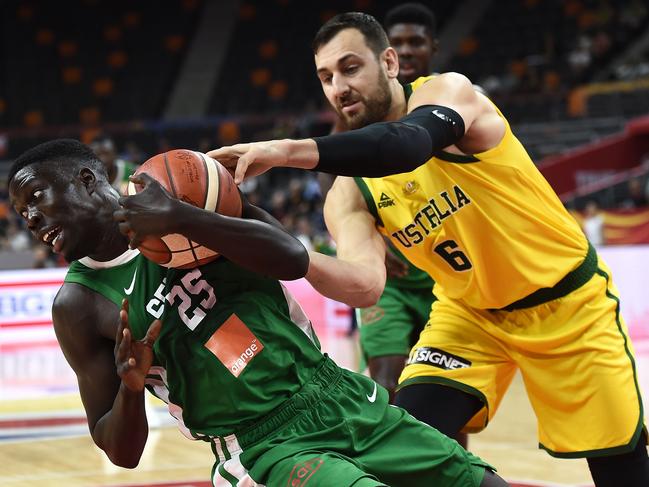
left=384, top=2, right=437, bottom=38
left=8, top=139, right=106, bottom=187
left=313, top=12, right=389, bottom=58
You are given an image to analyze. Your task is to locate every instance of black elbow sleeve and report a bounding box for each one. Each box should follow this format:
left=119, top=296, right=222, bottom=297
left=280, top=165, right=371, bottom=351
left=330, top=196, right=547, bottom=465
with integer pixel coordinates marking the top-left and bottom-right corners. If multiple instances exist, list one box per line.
left=313, top=105, right=465, bottom=177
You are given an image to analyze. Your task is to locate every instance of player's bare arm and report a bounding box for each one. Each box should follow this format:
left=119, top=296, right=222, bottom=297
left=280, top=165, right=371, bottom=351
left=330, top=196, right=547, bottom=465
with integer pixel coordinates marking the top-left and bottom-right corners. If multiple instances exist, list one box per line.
left=52, top=285, right=149, bottom=468
left=305, top=176, right=386, bottom=308
left=114, top=173, right=309, bottom=280
left=212, top=73, right=504, bottom=182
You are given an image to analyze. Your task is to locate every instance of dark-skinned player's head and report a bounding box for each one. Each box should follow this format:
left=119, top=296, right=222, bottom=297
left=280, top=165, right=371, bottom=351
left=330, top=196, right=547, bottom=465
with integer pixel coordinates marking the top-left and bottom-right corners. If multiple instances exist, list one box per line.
left=313, top=12, right=399, bottom=129
left=8, top=139, right=117, bottom=262
left=384, top=3, right=438, bottom=83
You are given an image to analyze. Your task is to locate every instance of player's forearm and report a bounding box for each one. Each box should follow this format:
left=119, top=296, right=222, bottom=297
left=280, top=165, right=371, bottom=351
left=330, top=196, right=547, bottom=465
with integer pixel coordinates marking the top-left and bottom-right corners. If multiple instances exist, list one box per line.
left=92, top=383, right=148, bottom=468
left=284, top=138, right=320, bottom=169
left=175, top=202, right=309, bottom=280
left=310, top=105, right=465, bottom=177
left=305, top=251, right=385, bottom=308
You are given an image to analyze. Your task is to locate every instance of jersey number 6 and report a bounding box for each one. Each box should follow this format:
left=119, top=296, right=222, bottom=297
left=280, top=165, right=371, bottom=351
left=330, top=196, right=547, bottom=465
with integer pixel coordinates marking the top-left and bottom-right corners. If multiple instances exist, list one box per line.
left=434, top=240, right=472, bottom=271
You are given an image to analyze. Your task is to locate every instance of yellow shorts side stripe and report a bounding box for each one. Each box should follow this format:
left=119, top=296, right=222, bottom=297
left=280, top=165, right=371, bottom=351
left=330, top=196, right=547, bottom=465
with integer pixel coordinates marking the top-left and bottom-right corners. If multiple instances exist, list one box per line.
left=540, top=266, right=646, bottom=458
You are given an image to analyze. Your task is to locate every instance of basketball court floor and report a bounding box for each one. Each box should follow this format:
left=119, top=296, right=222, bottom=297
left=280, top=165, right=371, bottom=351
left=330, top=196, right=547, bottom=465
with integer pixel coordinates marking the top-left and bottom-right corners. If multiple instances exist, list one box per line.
left=2, top=324, right=647, bottom=487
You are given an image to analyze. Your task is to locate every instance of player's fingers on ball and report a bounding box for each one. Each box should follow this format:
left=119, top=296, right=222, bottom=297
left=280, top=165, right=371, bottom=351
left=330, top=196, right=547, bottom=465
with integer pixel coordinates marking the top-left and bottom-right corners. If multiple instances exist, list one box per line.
left=117, top=221, right=131, bottom=236
left=234, top=159, right=249, bottom=184
left=205, top=148, right=222, bottom=159
left=128, top=173, right=146, bottom=185
left=113, top=209, right=126, bottom=222
left=138, top=173, right=158, bottom=189
left=129, top=235, right=142, bottom=250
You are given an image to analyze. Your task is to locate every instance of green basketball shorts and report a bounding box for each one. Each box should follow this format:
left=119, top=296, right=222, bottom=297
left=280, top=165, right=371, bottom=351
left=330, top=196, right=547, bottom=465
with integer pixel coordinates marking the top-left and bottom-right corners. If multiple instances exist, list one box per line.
left=209, top=357, right=492, bottom=486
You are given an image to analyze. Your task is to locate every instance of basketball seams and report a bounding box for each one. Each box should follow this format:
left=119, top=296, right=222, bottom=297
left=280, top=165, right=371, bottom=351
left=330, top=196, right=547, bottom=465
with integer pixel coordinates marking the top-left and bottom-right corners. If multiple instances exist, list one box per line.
left=131, top=149, right=239, bottom=268
left=163, top=152, right=178, bottom=198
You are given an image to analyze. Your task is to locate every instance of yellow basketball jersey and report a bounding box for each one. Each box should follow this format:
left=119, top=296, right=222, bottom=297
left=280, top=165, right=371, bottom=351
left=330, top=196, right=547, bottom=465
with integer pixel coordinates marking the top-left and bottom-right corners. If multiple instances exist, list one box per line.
left=354, top=76, right=588, bottom=309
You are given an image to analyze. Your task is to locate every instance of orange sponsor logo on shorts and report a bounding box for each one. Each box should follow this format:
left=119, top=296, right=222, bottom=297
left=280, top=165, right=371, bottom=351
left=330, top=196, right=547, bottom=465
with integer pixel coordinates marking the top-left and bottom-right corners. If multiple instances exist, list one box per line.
left=287, top=457, right=324, bottom=487
left=360, top=306, right=385, bottom=325
left=204, top=313, right=264, bottom=377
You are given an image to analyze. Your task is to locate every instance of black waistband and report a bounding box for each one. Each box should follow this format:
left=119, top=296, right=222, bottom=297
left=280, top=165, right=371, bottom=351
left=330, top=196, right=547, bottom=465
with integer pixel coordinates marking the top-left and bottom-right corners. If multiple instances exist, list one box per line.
left=499, top=242, right=597, bottom=312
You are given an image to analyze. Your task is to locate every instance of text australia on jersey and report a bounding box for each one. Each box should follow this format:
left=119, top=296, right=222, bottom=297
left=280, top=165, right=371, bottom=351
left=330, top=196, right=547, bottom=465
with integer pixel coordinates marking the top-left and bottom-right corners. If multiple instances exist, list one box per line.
left=388, top=184, right=472, bottom=248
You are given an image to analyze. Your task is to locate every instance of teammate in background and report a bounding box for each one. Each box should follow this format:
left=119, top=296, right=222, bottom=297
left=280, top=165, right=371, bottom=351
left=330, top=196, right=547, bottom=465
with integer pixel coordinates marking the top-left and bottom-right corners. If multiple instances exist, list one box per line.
left=90, top=134, right=138, bottom=195
left=385, top=3, right=438, bottom=84
left=354, top=2, right=437, bottom=402
left=210, top=13, right=649, bottom=487
left=9, top=139, right=505, bottom=486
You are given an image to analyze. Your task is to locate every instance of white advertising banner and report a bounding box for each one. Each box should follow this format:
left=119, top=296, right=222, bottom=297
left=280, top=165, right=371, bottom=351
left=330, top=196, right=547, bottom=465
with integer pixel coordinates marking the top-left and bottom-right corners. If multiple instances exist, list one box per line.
left=1, top=246, right=648, bottom=342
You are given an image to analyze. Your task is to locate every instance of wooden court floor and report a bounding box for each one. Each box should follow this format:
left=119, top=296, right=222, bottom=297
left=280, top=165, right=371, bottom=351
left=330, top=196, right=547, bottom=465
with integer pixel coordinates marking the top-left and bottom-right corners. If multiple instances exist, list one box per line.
left=3, top=335, right=648, bottom=487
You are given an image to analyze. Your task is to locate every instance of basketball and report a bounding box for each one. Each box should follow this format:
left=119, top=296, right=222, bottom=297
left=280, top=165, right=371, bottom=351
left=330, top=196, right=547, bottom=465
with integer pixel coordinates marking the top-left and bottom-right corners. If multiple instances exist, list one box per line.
left=127, top=149, right=242, bottom=269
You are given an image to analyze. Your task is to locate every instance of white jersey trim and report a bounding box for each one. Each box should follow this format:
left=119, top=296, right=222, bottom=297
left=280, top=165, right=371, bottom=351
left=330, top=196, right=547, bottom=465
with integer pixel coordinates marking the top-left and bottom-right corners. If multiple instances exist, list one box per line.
left=78, top=248, right=140, bottom=269
left=280, top=283, right=317, bottom=344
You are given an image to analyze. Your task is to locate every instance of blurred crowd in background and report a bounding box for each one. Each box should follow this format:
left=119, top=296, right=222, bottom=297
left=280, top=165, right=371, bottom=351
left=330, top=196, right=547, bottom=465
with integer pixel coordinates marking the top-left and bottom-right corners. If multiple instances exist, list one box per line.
left=1, top=0, right=649, bottom=268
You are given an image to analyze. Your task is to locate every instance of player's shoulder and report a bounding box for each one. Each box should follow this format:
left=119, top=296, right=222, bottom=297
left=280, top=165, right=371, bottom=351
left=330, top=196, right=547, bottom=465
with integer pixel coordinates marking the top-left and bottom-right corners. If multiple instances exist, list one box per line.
left=327, top=176, right=365, bottom=207
left=421, top=72, right=475, bottom=92
left=52, top=281, right=116, bottom=331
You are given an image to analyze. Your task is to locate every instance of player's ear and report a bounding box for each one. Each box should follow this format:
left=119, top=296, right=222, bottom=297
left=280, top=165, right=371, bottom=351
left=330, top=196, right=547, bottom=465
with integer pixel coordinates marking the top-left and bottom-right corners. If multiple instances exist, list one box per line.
left=78, top=167, right=97, bottom=194
left=383, top=47, right=399, bottom=79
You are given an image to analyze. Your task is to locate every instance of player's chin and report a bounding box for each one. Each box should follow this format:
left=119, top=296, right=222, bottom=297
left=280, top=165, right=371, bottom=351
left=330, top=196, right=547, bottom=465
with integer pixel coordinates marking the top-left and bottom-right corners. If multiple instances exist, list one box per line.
left=60, top=239, right=84, bottom=262
left=346, top=112, right=369, bottom=130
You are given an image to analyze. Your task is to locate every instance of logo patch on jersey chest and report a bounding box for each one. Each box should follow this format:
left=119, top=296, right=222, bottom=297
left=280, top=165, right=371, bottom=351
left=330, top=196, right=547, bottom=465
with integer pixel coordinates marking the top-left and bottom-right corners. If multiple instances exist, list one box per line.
left=204, top=314, right=264, bottom=377
left=402, top=180, right=420, bottom=195
left=378, top=192, right=395, bottom=208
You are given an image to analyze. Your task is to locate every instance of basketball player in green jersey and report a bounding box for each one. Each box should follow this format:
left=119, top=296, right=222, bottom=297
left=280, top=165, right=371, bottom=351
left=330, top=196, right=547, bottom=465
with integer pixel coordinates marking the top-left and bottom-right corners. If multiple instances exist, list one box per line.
left=354, top=2, right=439, bottom=402
left=90, top=134, right=138, bottom=195
left=211, top=13, right=649, bottom=487
left=9, top=139, right=505, bottom=486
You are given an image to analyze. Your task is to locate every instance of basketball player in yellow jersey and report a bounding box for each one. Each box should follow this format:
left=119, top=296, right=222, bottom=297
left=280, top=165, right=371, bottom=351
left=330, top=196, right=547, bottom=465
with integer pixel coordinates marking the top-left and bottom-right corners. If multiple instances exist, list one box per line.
left=211, top=12, right=649, bottom=486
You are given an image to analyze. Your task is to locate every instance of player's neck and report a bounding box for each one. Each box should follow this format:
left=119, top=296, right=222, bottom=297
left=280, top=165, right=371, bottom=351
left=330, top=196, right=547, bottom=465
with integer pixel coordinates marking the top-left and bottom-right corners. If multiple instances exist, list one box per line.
left=385, top=80, right=408, bottom=121
left=88, top=226, right=130, bottom=262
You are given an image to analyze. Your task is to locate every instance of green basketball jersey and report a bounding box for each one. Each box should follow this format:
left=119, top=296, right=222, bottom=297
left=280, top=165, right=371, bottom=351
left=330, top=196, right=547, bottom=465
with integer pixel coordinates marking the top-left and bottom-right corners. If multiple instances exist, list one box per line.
left=64, top=250, right=325, bottom=439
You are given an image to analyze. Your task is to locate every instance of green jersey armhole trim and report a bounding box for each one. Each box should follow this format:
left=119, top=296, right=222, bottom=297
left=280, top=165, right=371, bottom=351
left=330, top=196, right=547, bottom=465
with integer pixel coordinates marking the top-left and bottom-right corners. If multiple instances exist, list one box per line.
left=63, top=274, right=124, bottom=306
left=353, top=177, right=384, bottom=227
left=403, top=82, right=413, bottom=102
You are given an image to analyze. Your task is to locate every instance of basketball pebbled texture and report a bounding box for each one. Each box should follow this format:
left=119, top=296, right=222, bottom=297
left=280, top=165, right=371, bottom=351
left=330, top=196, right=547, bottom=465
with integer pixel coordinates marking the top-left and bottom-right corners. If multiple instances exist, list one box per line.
left=127, top=149, right=242, bottom=269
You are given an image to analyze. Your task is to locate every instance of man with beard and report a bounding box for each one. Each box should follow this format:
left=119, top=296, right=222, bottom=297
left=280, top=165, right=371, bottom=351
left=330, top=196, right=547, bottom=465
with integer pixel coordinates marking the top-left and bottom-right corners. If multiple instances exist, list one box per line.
left=320, top=4, right=442, bottom=410
left=210, top=12, right=649, bottom=487
left=9, top=139, right=505, bottom=486
left=353, top=0, right=438, bottom=407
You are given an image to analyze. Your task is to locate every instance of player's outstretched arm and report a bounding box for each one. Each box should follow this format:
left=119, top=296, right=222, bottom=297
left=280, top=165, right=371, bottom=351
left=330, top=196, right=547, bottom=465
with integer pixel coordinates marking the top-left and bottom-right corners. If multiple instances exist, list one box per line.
left=305, top=177, right=386, bottom=308
left=114, top=174, right=309, bottom=280
left=52, top=286, right=150, bottom=468
left=210, top=73, right=497, bottom=182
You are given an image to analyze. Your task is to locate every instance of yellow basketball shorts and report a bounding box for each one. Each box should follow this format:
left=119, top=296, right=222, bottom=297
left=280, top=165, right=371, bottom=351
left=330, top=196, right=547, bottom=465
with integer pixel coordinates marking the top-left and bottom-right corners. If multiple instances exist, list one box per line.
left=398, top=256, right=646, bottom=457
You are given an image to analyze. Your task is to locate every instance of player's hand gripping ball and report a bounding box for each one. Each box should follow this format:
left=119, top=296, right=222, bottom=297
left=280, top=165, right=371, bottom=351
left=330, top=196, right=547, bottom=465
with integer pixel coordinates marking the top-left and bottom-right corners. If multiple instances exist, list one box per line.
left=126, top=149, right=242, bottom=268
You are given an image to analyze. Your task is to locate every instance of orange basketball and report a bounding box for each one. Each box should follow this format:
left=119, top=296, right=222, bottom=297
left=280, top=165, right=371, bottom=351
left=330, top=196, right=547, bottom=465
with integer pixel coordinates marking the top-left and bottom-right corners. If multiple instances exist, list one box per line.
left=127, top=149, right=242, bottom=269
